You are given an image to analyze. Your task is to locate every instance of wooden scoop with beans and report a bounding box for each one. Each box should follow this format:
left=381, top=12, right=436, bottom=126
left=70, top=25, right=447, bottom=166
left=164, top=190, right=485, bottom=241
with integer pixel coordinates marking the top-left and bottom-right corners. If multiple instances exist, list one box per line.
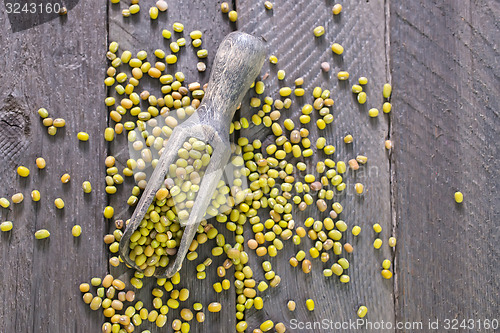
left=119, top=32, right=266, bottom=278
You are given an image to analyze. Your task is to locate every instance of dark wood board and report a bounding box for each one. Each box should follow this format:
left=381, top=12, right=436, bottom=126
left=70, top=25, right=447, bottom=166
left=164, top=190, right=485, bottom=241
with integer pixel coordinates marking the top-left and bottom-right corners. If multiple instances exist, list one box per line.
left=236, top=0, right=394, bottom=332
left=106, top=1, right=236, bottom=332
left=1, top=0, right=498, bottom=332
left=0, top=2, right=108, bottom=333
left=390, top=0, right=500, bottom=330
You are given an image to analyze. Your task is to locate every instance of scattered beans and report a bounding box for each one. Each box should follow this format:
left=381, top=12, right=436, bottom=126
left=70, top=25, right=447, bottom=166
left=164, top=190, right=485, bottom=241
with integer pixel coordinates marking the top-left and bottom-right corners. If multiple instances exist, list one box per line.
left=381, top=270, right=393, bottom=279
left=72, top=225, right=82, bottom=237
left=77, top=132, right=90, bottom=141
left=35, top=229, right=50, bottom=239
left=228, top=10, right=238, bottom=22
left=61, top=173, right=71, bottom=184
left=55, top=198, right=65, bottom=209
left=331, top=43, right=344, bottom=55
left=31, top=190, right=41, bottom=202
left=369, top=108, right=379, bottom=117
left=337, top=71, right=349, bottom=80
left=17, top=166, right=30, bottom=177
left=383, top=83, right=392, bottom=98
left=332, top=4, right=342, bottom=15
left=306, top=299, right=315, bottom=311
left=302, top=259, right=312, bottom=273
left=156, top=0, right=168, bottom=11
left=36, top=157, right=46, bottom=169
left=208, top=302, right=222, bottom=312
left=12, top=193, right=24, bottom=204
left=313, top=26, right=325, bottom=37
left=53, top=13, right=405, bottom=333
left=357, top=306, right=368, bottom=318
left=0, top=221, right=13, bottom=232
left=221, top=2, right=229, bottom=13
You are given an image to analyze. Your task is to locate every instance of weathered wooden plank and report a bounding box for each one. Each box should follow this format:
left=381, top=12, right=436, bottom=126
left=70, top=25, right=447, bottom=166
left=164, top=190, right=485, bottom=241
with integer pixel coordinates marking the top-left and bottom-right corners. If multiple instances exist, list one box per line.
left=107, top=1, right=236, bottom=332
left=237, top=0, right=394, bottom=331
left=390, top=0, right=500, bottom=330
left=0, top=2, right=108, bottom=333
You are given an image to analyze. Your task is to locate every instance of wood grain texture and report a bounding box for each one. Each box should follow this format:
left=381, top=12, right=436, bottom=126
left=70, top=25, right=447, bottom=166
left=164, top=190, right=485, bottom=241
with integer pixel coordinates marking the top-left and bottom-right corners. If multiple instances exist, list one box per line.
left=0, top=2, right=107, bottom=333
left=390, top=0, right=500, bottom=329
left=237, top=0, right=394, bottom=331
left=107, top=1, right=237, bottom=332
left=1, top=0, right=497, bottom=332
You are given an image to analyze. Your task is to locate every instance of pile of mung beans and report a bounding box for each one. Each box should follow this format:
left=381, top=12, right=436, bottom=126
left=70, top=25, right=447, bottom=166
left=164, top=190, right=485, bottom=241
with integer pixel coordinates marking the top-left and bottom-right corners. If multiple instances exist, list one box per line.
left=2, top=1, right=468, bottom=332
left=126, top=137, right=215, bottom=276
left=93, top=4, right=397, bottom=327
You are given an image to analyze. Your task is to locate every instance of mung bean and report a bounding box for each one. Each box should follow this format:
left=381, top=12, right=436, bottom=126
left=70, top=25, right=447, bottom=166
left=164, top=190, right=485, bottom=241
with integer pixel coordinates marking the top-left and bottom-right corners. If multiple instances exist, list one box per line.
left=35, top=229, right=50, bottom=239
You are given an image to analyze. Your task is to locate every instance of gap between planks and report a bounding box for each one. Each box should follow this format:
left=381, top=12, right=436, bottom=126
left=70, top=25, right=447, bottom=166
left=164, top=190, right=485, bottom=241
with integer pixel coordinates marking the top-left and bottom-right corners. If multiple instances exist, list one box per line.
left=384, top=0, right=398, bottom=327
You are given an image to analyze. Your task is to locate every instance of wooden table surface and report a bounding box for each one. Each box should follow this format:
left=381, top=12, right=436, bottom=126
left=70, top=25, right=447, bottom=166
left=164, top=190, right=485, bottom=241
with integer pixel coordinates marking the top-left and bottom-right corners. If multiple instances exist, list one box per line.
left=0, top=0, right=498, bottom=332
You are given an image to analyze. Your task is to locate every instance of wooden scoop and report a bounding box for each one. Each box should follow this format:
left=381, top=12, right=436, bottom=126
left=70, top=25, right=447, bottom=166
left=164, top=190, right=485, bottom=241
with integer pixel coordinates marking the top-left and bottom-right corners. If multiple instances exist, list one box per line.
left=119, top=32, right=266, bottom=278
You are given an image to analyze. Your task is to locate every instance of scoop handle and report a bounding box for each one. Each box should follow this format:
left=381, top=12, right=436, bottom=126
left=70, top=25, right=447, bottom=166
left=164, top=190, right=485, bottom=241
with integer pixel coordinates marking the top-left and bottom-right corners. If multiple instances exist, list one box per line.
left=198, top=32, right=266, bottom=133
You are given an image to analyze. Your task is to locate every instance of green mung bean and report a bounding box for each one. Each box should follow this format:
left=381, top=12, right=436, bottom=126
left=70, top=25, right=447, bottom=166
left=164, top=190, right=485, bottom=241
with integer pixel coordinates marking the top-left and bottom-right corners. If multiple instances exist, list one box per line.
left=331, top=43, right=344, bottom=55
left=0, top=221, right=13, bottom=232
left=35, top=229, right=50, bottom=239
left=229, top=10, right=238, bottom=22
left=383, top=83, right=392, bottom=98
left=313, top=26, right=325, bottom=37
left=332, top=4, right=342, bottom=14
